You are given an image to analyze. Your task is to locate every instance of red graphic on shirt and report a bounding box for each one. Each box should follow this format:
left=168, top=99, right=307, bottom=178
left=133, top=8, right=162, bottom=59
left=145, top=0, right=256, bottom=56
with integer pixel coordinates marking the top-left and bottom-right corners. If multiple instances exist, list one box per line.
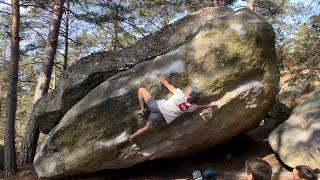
left=178, top=102, right=190, bottom=111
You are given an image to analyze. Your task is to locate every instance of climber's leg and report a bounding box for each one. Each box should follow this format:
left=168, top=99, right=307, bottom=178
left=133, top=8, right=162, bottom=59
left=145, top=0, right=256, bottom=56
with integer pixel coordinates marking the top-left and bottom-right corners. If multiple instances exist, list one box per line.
left=138, top=87, right=152, bottom=112
left=131, top=121, right=152, bottom=139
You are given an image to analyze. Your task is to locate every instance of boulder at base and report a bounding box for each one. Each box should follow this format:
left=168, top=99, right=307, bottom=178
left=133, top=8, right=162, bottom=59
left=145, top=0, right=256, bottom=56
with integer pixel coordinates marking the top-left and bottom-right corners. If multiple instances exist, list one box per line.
left=269, top=87, right=320, bottom=169
left=34, top=7, right=279, bottom=178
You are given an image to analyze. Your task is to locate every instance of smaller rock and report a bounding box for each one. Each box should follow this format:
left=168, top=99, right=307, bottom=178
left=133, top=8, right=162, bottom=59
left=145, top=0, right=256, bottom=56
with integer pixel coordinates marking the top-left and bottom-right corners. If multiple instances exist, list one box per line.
left=269, top=87, right=320, bottom=169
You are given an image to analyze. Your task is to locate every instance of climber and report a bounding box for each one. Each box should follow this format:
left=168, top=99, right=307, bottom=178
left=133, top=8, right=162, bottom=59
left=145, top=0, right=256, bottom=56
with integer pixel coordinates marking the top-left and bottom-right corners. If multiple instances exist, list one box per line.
left=130, top=73, right=218, bottom=140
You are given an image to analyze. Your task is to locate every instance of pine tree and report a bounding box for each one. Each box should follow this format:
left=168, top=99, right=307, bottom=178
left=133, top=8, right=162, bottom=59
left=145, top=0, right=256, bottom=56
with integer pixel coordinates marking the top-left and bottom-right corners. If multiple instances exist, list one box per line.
left=4, top=0, right=20, bottom=177
left=18, top=0, right=65, bottom=165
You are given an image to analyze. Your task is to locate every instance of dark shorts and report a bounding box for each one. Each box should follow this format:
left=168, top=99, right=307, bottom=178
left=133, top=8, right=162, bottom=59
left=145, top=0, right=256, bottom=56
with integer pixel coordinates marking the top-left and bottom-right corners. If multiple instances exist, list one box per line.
left=146, top=97, right=164, bottom=126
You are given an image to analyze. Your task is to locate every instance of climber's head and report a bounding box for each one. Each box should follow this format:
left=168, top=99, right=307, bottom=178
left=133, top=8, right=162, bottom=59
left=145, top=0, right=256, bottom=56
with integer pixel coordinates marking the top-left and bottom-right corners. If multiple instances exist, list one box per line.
left=187, top=87, right=202, bottom=104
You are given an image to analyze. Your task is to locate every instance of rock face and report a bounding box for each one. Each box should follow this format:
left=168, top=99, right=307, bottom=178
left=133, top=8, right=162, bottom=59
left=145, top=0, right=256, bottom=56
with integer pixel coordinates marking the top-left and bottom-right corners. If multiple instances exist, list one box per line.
left=35, top=7, right=235, bottom=134
left=34, top=7, right=279, bottom=178
left=269, top=87, right=320, bottom=169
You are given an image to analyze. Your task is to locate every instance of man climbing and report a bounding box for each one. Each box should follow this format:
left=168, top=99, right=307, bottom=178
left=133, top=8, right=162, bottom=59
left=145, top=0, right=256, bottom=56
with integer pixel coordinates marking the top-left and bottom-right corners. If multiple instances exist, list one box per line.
left=130, top=73, right=218, bottom=139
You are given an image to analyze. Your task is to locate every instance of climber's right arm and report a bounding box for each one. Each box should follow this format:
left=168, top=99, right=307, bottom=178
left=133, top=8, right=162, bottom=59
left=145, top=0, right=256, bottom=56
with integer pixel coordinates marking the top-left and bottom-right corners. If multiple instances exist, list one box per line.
left=157, top=73, right=177, bottom=94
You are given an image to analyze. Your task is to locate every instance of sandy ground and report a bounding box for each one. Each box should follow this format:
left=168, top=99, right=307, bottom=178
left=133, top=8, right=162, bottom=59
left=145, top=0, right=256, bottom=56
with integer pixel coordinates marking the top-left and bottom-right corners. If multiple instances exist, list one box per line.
left=0, top=117, right=294, bottom=180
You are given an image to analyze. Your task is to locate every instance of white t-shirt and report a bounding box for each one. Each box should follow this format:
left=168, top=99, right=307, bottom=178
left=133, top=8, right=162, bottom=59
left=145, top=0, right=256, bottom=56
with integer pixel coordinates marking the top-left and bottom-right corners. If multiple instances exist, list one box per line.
left=157, top=89, right=197, bottom=124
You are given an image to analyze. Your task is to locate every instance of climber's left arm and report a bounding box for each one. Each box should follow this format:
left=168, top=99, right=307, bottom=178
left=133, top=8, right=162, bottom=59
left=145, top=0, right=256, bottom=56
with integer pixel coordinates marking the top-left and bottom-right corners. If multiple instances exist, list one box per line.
left=196, top=102, right=218, bottom=110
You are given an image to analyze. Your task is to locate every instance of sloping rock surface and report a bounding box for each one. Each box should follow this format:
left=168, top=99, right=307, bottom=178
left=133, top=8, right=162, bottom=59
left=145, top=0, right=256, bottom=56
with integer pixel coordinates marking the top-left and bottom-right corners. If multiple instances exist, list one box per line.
left=35, top=7, right=234, bottom=133
left=269, top=87, right=320, bottom=169
left=34, top=7, right=279, bottom=178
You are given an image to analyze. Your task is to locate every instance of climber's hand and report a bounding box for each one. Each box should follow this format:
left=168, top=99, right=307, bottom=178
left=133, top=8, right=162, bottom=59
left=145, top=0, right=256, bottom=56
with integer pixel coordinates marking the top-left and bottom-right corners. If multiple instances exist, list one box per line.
left=155, top=71, right=161, bottom=77
left=209, top=102, right=218, bottom=107
left=156, top=72, right=164, bottom=78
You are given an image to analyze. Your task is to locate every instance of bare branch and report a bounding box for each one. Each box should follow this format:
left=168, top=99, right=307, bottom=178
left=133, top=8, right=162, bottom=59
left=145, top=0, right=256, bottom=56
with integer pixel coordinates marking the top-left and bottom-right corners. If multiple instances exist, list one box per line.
left=58, top=30, right=79, bottom=45
left=92, top=32, right=110, bottom=50
left=20, top=61, right=42, bottom=67
left=24, top=23, right=46, bottom=41
left=20, top=80, right=36, bottom=83
left=0, top=1, right=11, bottom=7
left=0, top=10, right=11, bottom=15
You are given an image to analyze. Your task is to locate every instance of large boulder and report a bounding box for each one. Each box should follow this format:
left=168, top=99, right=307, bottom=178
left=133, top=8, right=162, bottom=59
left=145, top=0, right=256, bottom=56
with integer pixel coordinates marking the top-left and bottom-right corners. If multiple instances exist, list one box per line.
left=35, top=7, right=234, bottom=134
left=269, top=87, right=320, bottom=169
left=34, top=7, right=279, bottom=178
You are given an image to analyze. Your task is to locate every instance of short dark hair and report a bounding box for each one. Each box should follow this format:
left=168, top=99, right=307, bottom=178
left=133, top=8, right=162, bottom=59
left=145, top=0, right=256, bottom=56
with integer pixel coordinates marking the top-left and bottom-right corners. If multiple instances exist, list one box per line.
left=296, top=166, right=320, bottom=180
left=246, top=157, right=272, bottom=180
left=187, top=91, right=201, bottom=104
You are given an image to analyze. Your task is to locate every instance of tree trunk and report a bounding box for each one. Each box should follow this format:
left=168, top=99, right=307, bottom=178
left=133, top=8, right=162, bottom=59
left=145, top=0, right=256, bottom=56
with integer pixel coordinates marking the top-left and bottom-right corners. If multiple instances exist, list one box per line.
left=5, top=0, right=20, bottom=177
left=18, top=110, right=39, bottom=165
left=113, top=20, right=118, bottom=51
left=18, top=0, right=64, bottom=165
left=63, top=0, right=69, bottom=71
left=33, top=0, right=64, bottom=103
left=112, top=9, right=118, bottom=52
left=111, top=1, right=121, bottom=52
left=162, top=0, right=169, bottom=27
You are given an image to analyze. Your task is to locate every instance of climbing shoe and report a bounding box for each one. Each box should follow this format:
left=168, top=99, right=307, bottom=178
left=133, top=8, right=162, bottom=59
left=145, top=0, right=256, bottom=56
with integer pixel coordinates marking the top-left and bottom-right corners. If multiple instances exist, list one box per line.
left=135, top=109, right=147, bottom=117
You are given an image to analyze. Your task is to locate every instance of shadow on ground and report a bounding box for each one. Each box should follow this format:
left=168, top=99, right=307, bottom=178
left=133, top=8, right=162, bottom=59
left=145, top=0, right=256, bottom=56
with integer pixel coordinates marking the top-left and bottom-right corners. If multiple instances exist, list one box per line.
left=67, top=118, right=292, bottom=180
left=0, top=118, right=293, bottom=180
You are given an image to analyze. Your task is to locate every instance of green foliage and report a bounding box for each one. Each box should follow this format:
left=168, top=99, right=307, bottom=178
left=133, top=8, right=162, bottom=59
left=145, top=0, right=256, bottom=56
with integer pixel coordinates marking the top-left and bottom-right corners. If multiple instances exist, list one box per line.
left=180, top=0, right=237, bottom=11
left=287, top=14, right=320, bottom=90
left=253, top=0, right=290, bottom=21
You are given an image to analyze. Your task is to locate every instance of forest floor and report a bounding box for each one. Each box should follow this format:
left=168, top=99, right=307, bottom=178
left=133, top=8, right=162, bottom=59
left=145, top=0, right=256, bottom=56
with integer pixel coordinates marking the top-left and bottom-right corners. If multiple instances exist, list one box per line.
left=0, top=117, right=293, bottom=180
